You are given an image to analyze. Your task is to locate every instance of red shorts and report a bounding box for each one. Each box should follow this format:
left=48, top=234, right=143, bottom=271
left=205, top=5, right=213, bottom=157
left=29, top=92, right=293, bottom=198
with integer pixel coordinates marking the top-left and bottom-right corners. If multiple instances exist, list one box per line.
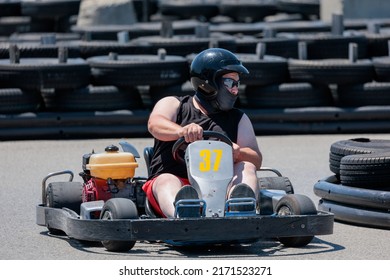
left=142, top=175, right=190, bottom=218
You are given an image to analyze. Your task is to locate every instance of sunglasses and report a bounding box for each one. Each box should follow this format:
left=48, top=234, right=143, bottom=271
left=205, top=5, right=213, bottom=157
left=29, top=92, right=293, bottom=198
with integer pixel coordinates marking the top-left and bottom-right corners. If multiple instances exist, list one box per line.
left=222, top=78, right=240, bottom=89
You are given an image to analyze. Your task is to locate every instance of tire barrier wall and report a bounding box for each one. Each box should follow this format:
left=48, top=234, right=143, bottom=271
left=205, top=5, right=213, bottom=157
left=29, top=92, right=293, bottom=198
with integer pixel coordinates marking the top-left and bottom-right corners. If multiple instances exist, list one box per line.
left=314, top=138, right=390, bottom=229
left=1, top=0, right=390, bottom=139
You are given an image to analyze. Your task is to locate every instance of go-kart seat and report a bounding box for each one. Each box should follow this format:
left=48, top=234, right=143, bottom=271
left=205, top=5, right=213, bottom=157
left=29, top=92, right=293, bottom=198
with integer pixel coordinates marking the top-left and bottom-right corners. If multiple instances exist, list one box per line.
left=143, top=146, right=154, bottom=178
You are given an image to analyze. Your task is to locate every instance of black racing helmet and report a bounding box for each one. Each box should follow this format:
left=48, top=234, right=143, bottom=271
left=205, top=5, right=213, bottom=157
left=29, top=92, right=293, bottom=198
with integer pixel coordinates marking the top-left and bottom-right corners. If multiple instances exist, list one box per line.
left=190, top=48, right=249, bottom=98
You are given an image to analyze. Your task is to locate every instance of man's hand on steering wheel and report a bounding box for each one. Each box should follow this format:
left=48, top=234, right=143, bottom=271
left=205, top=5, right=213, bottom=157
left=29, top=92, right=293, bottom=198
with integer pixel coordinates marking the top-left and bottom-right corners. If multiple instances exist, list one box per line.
left=172, top=130, right=233, bottom=164
left=177, top=123, right=203, bottom=143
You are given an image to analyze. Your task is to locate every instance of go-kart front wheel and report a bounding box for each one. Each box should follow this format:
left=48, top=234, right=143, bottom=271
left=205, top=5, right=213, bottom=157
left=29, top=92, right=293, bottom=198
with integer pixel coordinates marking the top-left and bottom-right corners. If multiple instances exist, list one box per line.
left=100, top=198, right=138, bottom=252
left=275, top=194, right=317, bottom=247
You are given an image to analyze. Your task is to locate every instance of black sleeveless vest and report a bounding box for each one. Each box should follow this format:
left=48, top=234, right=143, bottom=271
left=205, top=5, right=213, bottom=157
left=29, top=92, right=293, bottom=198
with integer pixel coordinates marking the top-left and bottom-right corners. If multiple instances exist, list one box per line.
left=148, top=95, right=244, bottom=179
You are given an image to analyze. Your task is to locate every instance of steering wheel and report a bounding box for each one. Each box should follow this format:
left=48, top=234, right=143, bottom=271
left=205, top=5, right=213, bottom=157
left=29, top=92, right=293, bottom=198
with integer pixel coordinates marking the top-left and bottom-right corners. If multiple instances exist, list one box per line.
left=172, top=130, right=233, bottom=164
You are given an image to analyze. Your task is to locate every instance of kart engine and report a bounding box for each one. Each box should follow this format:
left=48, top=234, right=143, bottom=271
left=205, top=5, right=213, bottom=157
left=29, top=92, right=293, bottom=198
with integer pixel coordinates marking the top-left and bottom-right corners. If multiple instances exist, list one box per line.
left=79, top=145, right=146, bottom=213
left=82, top=177, right=144, bottom=203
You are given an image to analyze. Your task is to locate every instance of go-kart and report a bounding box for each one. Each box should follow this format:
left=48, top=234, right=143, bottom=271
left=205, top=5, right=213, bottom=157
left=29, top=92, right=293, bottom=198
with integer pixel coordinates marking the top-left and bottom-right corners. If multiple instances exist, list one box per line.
left=36, top=131, right=333, bottom=252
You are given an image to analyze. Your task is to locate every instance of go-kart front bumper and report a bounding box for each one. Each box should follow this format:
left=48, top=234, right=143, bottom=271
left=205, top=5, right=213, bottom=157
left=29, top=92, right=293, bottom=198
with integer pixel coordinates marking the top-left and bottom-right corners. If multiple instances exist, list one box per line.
left=36, top=204, right=333, bottom=243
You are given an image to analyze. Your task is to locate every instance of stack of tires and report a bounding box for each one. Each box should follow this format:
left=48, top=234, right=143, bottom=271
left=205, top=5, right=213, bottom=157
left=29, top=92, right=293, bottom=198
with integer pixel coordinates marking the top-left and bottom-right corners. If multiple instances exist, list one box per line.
left=0, top=0, right=80, bottom=35
left=0, top=45, right=90, bottom=113
left=87, top=49, right=190, bottom=109
left=314, top=138, right=390, bottom=229
left=0, top=0, right=83, bottom=114
left=286, top=31, right=390, bottom=108
left=1, top=0, right=390, bottom=139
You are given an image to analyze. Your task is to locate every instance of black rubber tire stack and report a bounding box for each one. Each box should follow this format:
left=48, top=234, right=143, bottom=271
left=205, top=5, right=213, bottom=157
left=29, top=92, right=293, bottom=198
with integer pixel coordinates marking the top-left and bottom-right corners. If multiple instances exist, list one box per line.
left=20, top=0, right=81, bottom=33
left=219, top=0, right=278, bottom=23
left=0, top=33, right=82, bottom=59
left=276, top=0, right=320, bottom=20
left=0, top=55, right=91, bottom=113
left=159, top=0, right=220, bottom=21
left=314, top=137, right=390, bottom=229
left=2, top=0, right=390, bottom=139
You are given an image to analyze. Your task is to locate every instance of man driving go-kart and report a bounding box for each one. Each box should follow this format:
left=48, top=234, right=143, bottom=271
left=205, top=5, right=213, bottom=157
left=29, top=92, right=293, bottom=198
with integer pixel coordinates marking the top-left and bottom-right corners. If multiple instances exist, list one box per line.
left=142, top=47, right=263, bottom=218
left=36, top=48, right=333, bottom=251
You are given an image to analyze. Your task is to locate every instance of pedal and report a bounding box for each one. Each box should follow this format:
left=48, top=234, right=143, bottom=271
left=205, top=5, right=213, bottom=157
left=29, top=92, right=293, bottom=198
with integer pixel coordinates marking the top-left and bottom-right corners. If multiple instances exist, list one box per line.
left=225, top=198, right=257, bottom=216
left=174, top=199, right=206, bottom=218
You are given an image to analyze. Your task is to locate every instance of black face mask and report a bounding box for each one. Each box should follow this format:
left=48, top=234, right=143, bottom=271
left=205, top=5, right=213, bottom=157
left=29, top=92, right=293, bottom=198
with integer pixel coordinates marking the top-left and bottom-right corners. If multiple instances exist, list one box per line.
left=215, top=78, right=238, bottom=111
left=194, top=76, right=238, bottom=113
left=194, top=91, right=219, bottom=114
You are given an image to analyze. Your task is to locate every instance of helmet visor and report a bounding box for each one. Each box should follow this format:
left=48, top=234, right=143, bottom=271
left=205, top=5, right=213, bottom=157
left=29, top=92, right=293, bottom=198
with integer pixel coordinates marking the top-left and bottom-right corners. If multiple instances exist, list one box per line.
left=220, top=59, right=249, bottom=74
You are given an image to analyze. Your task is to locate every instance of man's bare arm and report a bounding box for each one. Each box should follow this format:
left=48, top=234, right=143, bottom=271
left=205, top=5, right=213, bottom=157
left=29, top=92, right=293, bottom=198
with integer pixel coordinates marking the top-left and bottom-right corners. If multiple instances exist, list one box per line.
left=235, top=114, right=262, bottom=169
left=148, top=96, right=204, bottom=142
left=148, top=96, right=182, bottom=141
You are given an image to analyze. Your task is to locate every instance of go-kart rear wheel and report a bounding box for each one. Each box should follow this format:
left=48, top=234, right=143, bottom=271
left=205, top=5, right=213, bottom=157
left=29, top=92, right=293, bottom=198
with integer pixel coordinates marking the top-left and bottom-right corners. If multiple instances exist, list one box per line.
left=46, top=182, right=83, bottom=211
left=258, top=176, right=294, bottom=194
left=275, top=194, right=317, bottom=247
left=100, top=198, right=138, bottom=252
left=46, top=181, right=83, bottom=235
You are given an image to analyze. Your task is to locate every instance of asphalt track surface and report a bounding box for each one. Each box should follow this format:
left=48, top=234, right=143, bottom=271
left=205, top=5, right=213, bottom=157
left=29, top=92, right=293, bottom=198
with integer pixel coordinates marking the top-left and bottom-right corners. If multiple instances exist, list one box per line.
left=1, top=133, right=389, bottom=260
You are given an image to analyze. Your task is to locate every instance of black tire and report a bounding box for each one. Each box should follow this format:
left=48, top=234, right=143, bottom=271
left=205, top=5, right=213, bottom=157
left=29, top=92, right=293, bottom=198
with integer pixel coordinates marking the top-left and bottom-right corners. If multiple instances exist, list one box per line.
left=366, top=33, right=390, bottom=58
left=0, top=88, right=42, bottom=114
left=100, top=198, right=138, bottom=252
left=340, top=152, right=390, bottom=190
left=288, top=58, right=374, bottom=85
left=279, top=33, right=368, bottom=60
left=0, top=0, right=21, bottom=17
left=132, top=0, right=158, bottom=22
left=42, top=85, right=144, bottom=111
left=319, top=199, right=390, bottom=229
left=244, top=82, right=333, bottom=108
left=270, top=20, right=330, bottom=33
left=159, top=0, right=220, bottom=21
left=71, top=21, right=199, bottom=41
left=210, top=23, right=264, bottom=36
left=329, top=138, right=390, bottom=175
left=131, top=34, right=237, bottom=57
left=338, top=82, right=390, bottom=107
left=372, top=56, right=390, bottom=82
left=46, top=181, right=83, bottom=212
left=258, top=176, right=294, bottom=194
left=275, top=194, right=317, bottom=247
left=46, top=181, right=83, bottom=234
left=0, top=16, right=31, bottom=36
left=314, top=175, right=390, bottom=210
left=219, top=0, right=278, bottom=23
left=8, top=32, right=80, bottom=43
left=0, top=42, right=81, bottom=59
left=277, top=0, right=319, bottom=19
left=236, top=54, right=289, bottom=86
left=131, top=35, right=203, bottom=56
left=78, top=40, right=153, bottom=59
left=21, top=0, right=80, bottom=18
left=258, top=37, right=299, bottom=59
left=0, top=57, right=90, bottom=90
left=87, top=54, right=189, bottom=87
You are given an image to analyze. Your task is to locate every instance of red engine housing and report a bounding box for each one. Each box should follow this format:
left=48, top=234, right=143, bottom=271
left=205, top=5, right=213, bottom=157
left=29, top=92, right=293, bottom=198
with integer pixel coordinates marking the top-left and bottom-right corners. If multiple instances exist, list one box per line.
left=80, top=173, right=146, bottom=217
left=82, top=178, right=112, bottom=202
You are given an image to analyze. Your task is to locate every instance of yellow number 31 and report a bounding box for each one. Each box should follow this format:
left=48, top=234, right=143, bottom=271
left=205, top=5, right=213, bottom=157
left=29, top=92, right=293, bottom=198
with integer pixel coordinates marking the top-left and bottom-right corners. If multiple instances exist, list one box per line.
left=199, top=149, right=223, bottom=172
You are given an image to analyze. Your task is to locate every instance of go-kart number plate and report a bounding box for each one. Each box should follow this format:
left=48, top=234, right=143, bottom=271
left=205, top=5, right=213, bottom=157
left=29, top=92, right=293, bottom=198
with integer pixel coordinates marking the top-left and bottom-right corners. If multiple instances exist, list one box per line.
left=186, top=140, right=233, bottom=180
left=199, top=149, right=223, bottom=172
